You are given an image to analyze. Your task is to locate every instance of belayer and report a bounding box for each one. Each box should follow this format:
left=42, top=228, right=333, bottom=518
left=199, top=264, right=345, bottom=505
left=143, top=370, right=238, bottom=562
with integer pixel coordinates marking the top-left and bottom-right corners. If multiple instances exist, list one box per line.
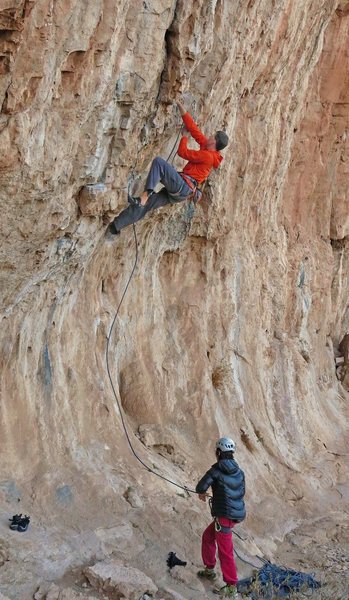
left=196, top=437, right=246, bottom=598
left=106, top=100, right=229, bottom=236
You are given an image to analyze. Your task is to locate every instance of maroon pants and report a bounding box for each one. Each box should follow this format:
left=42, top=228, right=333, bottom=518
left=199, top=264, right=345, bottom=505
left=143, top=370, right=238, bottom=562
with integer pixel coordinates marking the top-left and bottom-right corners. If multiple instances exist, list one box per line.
left=201, top=518, right=238, bottom=585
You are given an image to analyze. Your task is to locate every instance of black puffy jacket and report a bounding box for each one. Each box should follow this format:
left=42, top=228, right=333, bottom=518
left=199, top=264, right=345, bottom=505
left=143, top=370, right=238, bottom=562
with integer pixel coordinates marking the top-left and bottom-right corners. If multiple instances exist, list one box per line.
left=196, top=458, right=246, bottom=523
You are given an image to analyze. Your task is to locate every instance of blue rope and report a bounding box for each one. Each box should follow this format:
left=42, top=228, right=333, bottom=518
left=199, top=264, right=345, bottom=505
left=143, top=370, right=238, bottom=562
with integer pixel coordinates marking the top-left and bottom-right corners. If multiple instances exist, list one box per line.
left=237, top=561, right=321, bottom=598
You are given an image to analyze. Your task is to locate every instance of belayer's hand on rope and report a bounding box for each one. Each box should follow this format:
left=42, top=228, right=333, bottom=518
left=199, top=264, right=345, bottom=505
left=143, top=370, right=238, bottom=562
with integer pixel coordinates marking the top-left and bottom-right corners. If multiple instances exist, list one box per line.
left=198, top=492, right=209, bottom=502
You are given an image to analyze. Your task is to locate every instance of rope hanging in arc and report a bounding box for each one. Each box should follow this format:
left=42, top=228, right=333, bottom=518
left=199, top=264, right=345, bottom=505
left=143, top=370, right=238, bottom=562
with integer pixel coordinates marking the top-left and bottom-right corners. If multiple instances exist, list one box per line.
left=105, top=223, right=196, bottom=494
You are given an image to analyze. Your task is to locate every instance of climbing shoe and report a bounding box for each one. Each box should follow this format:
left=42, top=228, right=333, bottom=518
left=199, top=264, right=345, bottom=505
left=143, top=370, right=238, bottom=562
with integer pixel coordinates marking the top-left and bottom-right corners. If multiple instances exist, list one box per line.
left=213, top=584, right=238, bottom=598
left=17, top=515, right=30, bottom=532
left=197, top=567, right=217, bottom=580
left=105, top=222, right=120, bottom=238
left=127, top=194, right=141, bottom=206
left=167, top=552, right=187, bottom=569
left=9, top=514, right=22, bottom=530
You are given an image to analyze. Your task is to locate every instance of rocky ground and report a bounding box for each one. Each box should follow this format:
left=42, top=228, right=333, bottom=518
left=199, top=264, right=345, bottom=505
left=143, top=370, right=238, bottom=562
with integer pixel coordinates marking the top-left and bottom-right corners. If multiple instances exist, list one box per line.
left=0, top=512, right=348, bottom=600
left=272, top=515, right=349, bottom=600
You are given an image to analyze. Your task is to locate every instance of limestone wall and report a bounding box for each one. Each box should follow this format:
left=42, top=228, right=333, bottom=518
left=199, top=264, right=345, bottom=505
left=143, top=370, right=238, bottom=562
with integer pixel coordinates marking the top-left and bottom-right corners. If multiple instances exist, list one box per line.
left=0, top=0, right=348, bottom=595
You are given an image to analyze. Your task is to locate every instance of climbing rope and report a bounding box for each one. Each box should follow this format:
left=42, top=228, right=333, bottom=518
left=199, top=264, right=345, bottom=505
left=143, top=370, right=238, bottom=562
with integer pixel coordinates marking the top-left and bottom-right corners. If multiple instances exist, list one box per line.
left=105, top=223, right=196, bottom=494
left=233, top=546, right=265, bottom=569
left=167, top=127, right=183, bottom=165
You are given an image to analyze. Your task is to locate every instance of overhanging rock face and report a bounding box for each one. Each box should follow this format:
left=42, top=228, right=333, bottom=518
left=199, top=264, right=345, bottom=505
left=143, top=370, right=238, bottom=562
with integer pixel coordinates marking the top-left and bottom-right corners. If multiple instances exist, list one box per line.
left=0, top=0, right=348, bottom=596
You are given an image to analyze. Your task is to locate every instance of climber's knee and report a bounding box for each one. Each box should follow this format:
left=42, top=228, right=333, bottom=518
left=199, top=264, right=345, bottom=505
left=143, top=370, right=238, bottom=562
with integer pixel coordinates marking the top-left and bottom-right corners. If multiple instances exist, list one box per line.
left=152, top=156, right=166, bottom=167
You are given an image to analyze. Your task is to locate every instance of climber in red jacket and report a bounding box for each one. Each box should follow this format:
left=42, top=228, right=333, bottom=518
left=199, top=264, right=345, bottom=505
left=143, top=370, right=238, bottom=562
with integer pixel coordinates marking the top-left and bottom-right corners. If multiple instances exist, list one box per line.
left=107, top=100, right=229, bottom=235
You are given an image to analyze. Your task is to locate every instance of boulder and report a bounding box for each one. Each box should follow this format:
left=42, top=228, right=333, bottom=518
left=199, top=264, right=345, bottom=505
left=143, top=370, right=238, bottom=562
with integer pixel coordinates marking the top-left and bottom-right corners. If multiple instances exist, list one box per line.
left=84, top=559, right=157, bottom=599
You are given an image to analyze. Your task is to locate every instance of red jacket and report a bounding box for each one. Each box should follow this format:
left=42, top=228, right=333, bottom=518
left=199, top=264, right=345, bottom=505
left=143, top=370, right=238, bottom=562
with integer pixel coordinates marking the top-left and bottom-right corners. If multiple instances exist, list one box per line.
left=177, top=112, right=223, bottom=184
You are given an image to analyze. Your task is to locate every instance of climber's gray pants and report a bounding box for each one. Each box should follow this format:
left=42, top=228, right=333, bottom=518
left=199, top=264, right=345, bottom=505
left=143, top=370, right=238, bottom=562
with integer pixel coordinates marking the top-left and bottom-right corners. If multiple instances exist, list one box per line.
left=112, top=157, right=192, bottom=231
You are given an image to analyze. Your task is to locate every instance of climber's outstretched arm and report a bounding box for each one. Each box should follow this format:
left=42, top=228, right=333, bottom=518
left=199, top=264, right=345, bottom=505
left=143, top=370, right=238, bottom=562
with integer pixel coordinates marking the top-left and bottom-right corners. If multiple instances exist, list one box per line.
left=176, top=101, right=208, bottom=147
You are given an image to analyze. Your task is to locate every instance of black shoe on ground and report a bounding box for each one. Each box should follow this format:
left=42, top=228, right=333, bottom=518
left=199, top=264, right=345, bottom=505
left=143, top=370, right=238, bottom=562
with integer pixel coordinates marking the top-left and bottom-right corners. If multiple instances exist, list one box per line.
left=9, top=514, right=22, bottom=530
left=17, top=515, right=30, bottom=532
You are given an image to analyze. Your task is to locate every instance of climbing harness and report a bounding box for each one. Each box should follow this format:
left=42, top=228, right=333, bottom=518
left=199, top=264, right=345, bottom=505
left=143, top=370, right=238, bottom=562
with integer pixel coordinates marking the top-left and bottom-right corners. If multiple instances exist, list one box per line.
left=207, top=500, right=264, bottom=569
left=179, top=172, right=197, bottom=189
left=179, top=172, right=203, bottom=204
left=214, top=517, right=234, bottom=534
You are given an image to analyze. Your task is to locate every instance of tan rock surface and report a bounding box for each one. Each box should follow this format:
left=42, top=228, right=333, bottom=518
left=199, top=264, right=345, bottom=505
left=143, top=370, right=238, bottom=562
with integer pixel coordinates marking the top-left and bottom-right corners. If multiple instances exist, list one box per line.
left=34, top=583, right=97, bottom=600
left=0, top=0, right=348, bottom=599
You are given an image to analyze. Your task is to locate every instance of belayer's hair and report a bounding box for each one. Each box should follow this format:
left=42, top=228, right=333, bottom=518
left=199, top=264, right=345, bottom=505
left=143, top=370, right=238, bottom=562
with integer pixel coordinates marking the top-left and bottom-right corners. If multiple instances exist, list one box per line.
left=215, top=131, right=229, bottom=151
left=216, top=449, right=234, bottom=459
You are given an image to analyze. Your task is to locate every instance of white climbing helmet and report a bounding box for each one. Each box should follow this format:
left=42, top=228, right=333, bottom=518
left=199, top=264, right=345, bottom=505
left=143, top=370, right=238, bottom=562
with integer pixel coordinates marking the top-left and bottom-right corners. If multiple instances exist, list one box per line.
left=216, top=437, right=236, bottom=453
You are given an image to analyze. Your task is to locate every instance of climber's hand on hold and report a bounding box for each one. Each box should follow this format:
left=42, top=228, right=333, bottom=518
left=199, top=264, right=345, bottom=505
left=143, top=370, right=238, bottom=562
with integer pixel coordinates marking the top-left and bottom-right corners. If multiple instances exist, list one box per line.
left=176, top=99, right=187, bottom=116
left=198, top=493, right=208, bottom=502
